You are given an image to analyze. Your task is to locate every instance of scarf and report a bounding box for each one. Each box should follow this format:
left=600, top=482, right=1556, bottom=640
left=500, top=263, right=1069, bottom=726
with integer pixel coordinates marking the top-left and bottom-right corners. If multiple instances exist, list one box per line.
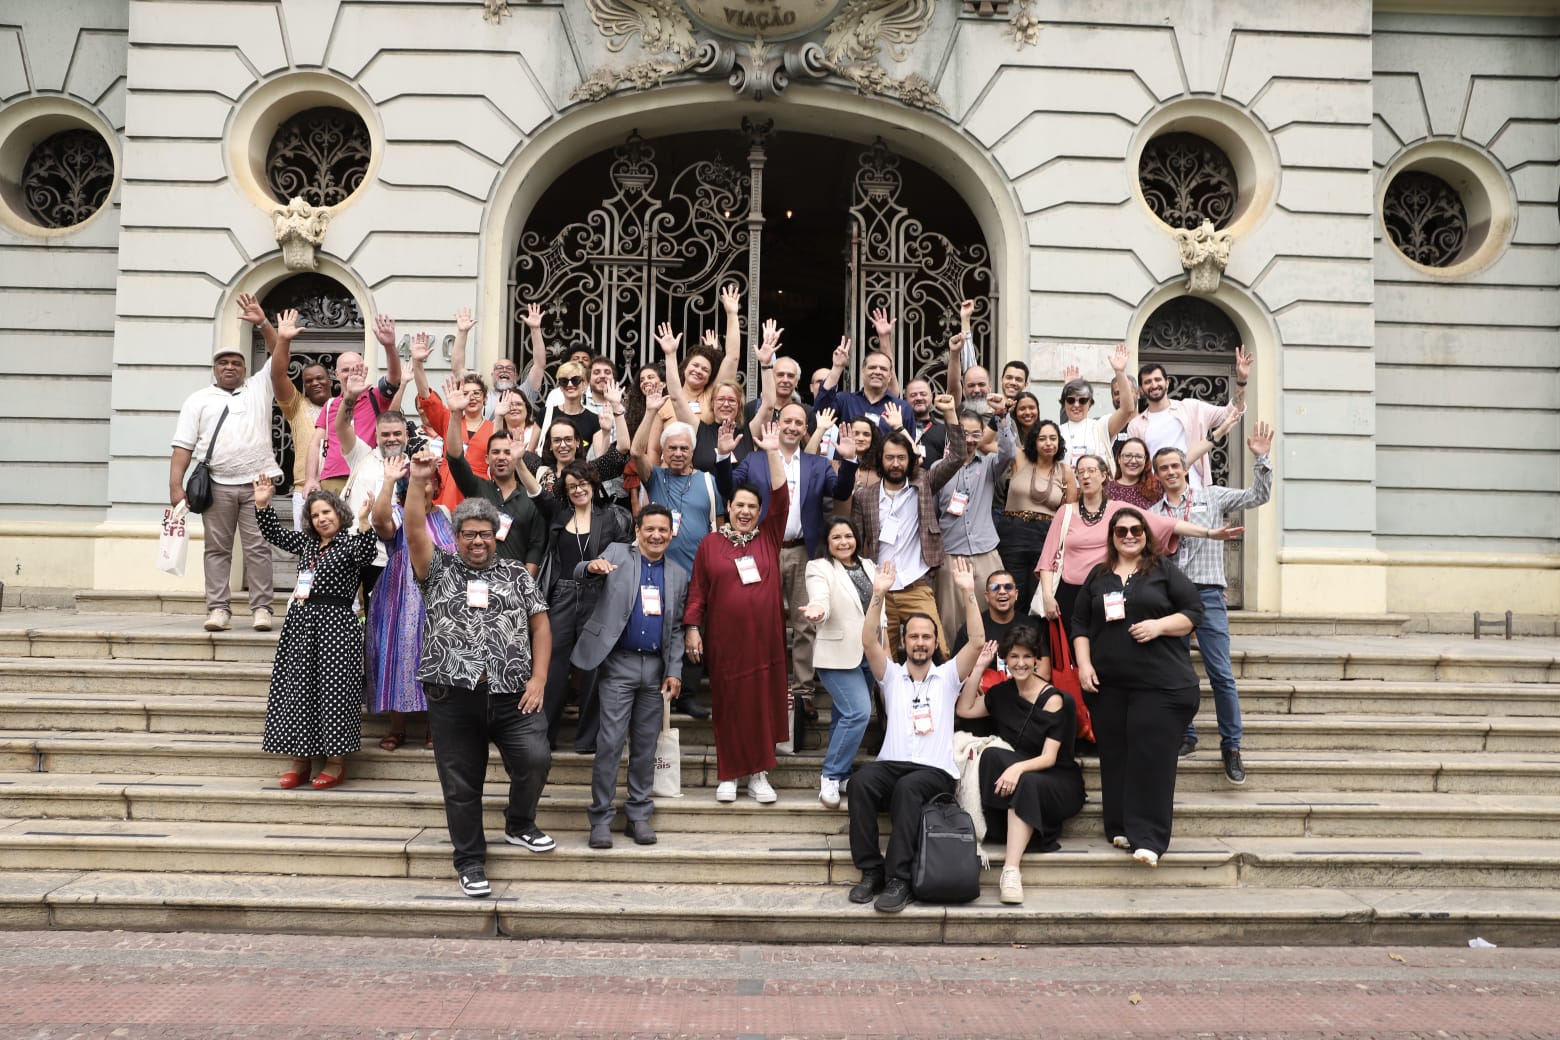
left=718, top=523, right=760, bottom=548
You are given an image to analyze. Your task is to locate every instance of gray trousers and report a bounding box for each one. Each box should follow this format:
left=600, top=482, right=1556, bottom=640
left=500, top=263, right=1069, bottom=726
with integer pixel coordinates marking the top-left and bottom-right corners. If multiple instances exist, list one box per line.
left=589, top=649, right=667, bottom=827
left=780, top=544, right=815, bottom=688
left=203, top=481, right=273, bottom=613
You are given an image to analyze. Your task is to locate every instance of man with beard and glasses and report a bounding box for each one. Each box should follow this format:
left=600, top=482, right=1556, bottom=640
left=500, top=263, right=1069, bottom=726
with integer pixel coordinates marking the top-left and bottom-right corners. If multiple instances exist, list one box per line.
left=847, top=557, right=987, bottom=913
left=1127, top=346, right=1250, bottom=488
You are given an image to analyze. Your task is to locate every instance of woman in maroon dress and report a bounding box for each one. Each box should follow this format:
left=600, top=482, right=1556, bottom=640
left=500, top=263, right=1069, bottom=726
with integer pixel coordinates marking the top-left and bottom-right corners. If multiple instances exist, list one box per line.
left=684, top=422, right=788, bottom=804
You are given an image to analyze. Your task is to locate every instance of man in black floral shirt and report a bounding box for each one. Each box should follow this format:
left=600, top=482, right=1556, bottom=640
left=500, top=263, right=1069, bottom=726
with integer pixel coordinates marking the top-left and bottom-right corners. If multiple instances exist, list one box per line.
left=406, top=451, right=554, bottom=898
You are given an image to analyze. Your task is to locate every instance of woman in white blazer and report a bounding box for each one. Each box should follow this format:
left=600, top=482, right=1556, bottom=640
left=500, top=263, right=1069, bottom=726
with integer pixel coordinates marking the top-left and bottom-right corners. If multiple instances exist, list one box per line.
left=801, top=517, right=878, bottom=810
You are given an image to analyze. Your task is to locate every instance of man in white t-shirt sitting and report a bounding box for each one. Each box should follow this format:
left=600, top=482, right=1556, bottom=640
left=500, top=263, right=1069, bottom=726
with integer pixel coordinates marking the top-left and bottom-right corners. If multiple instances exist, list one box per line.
left=1056, top=342, right=1136, bottom=476
left=847, top=557, right=987, bottom=913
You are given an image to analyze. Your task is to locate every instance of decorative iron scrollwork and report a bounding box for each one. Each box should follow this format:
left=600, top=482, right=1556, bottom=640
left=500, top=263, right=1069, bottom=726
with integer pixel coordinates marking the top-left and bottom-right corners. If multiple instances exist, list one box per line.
left=262, top=273, right=364, bottom=331
left=1139, top=132, right=1238, bottom=231
left=265, top=107, right=372, bottom=208
left=1138, top=296, right=1239, bottom=356
left=849, top=140, right=993, bottom=391
left=21, top=128, right=115, bottom=228
left=1383, top=170, right=1467, bottom=268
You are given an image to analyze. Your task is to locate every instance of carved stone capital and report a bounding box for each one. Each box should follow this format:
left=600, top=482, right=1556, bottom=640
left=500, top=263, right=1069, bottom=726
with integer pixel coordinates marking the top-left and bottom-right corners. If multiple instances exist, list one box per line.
left=1173, top=219, right=1234, bottom=295
left=273, top=197, right=331, bottom=272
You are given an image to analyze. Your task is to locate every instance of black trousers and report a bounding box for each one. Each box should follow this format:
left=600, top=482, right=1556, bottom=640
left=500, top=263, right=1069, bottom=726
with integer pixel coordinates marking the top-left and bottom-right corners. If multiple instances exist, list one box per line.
left=847, top=759, right=954, bottom=881
left=1088, top=682, right=1199, bottom=856
left=542, top=579, right=599, bottom=752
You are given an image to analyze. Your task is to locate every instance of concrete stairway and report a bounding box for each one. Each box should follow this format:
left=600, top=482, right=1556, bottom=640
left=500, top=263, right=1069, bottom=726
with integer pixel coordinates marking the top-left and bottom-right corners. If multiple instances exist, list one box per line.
left=2, top=608, right=1560, bottom=945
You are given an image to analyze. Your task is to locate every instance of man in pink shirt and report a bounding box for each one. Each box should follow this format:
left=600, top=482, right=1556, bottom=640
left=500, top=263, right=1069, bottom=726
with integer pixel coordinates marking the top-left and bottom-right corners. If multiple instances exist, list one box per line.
left=1126, top=346, right=1250, bottom=488
left=304, top=314, right=404, bottom=495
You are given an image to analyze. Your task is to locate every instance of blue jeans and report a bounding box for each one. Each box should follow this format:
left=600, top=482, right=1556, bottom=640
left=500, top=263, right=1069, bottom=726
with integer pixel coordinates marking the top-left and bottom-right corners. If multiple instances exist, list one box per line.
left=817, top=663, right=873, bottom=780
left=1183, top=585, right=1242, bottom=751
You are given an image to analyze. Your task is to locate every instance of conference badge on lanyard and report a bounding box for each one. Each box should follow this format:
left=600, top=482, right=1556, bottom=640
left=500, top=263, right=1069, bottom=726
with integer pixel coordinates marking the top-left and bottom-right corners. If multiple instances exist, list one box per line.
left=735, top=555, right=761, bottom=585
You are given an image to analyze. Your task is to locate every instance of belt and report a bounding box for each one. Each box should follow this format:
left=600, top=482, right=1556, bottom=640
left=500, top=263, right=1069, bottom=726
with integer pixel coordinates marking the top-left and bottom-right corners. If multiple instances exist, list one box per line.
left=1001, top=510, right=1054, bottom=522
left=620, top=646, right=662, bottom=656
left=297, top=593, right=354, bottom=608
left=782, top=539, right=806, bottom=549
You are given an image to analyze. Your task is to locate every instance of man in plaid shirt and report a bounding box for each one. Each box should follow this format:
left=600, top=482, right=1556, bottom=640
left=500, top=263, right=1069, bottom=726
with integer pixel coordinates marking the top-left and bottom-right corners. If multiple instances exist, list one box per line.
left=1150, top=420, right=1275, bottom=786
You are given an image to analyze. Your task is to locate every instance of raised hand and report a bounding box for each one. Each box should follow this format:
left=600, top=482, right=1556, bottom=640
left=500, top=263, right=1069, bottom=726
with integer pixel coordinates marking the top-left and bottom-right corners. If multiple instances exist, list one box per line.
left=645, top=389, right=666, bottom=415
left=1061, top=364, right=1080, bottom=384
left=872, top=559, right=897, bottom=596
left=236, top=293, right=265, bottom=326
left=410, top=332, right=434, bottom=365
left=882, top=401, right=903, bottom=430
left=720, top=282, right=740, bottom=315
left=716, top=420, right=738, bottom=457
left=373, top=314, right=395, bottom=349
left=871, top=307, right=894, bottom=339
left=959, top=299, right=975, bottom=322
left=974, top=639, right=999, bottom=674
left=757, top=318, right=783, bottom=365
left=950, top=555, right=975, bottom=595
left=1108, top=342, right=1129, bottom=373
left=755, top=421, right=781, bottom=453
left=275, top=308, right=303, bottom=342
left=700, top=329, right=719, bottom=351
left=602, top=380, right=624, bottom=408
left=454, top=307, right=476, bottom=333
left=656, top=322, right=681, bottom=358
left=1247, top=419, right=1274, bottom=456
left=382, top=452, right=410, bottom=483
left=933, top=392, right=957, bottom=418
left=832, top=337, right=851, bottom=369
left=341, top=370, right=367, bottom=400
left=1210, top=407, right=1244, bottom=442
left=251, top=475, right=274, bottom=511
left=949, top=331, right=965, bottom=352
left=816, top=407, right=837, bottom=430
left=986, top=393, right=1008, bottom=418
left=408, top=450, right=439, bottom=481
left=442, top=373, right=464, bottom=410
left=523, top=303, right=544, bottom=330
left=833, top=422, right=857, bottom=461
left=1235, top=344, right=1252, bottom=382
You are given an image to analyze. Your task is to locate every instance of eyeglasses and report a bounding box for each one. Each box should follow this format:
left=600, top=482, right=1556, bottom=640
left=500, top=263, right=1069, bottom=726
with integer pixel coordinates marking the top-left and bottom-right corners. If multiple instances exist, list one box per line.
left=1113, top=525, right=1145, bottom=537
left=559, top=376, right=584, bottom=387
left=1119, top=454, right=1146, bottom=463
left=458, top=529, right=496, bottom=542
left=987, top=583, right=1016, bottom=592
left=1064, top=396, right=1091, bottom=406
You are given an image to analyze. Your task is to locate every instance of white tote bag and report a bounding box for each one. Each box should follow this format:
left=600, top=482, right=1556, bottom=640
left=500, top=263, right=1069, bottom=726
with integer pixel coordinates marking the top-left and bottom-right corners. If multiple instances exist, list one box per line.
left=156, top=503, right=191, bottom=577
left=652, top=697, right=682, bottom=798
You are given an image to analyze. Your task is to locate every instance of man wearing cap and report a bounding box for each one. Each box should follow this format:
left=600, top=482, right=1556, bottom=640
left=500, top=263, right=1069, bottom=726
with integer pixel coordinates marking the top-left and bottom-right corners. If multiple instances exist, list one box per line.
left=170, top=305, right=301, bottom=632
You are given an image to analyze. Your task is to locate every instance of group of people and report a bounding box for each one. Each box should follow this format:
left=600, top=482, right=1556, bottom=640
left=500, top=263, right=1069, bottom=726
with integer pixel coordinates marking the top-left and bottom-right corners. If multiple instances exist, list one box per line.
left=168, top=285, right=1273, bottom=908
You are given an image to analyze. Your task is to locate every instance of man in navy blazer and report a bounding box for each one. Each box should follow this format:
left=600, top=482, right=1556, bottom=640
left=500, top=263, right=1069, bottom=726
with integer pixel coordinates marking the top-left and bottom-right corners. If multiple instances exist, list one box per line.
left=572, top=505, right=688, bottom=849
left=715, top=402, right=859, bottom=709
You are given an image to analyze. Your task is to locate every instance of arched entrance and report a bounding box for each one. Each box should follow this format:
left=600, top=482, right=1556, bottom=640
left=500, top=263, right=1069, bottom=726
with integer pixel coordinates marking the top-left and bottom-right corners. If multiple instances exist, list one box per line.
left=508, top=123, right=993, bottom=390
left=1137, top=295, right=1247, bottom=606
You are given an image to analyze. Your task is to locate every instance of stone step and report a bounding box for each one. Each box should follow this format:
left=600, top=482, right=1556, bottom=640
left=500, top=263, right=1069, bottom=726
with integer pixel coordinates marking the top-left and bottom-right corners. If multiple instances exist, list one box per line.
left=7, top=692, right=1560, bottom=756
left=1225, top=612, right=1408, bottom=636
left=6, top=869, right=1560, bottom=945
left=2, top=817, right=1556, bottom=892
left=7, top=772, right=1560, bottom=840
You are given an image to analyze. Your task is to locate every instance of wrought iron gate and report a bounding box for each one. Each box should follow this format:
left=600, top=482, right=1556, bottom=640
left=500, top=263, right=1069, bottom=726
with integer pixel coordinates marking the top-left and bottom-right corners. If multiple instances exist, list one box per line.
left=510, top=127, right=993, bottom=394
left=1137, top=295, right=1246, bottom=607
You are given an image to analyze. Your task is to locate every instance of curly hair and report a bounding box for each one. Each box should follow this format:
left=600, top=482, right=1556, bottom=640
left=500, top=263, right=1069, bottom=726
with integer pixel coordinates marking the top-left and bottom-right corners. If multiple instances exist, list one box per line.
left=301, top=489, right=352, bottom=542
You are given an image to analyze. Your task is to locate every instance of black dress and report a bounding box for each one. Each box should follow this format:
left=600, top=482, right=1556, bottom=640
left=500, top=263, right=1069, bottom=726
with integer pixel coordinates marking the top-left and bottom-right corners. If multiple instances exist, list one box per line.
left=256, top=507, right=378, bottom=757
left=977, top=679, right=1086, bottom=852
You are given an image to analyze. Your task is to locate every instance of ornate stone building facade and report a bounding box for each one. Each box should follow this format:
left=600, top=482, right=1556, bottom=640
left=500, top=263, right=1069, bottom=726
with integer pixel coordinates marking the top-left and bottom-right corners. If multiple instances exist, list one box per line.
left=0, top=0, right=1555, bottom=624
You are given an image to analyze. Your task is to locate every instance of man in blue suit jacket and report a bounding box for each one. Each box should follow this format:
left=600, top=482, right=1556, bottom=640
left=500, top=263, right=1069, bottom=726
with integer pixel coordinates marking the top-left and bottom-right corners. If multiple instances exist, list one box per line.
left=715, top=402, right=859, bottom=709
left=571, top=505, right=688, bottom=849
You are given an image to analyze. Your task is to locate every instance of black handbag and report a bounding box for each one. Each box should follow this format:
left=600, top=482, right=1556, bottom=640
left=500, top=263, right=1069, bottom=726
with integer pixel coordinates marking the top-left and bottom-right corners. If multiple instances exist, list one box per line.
left=183, top=405, right=230, bottom=514
left=911, top=792, right=981, bottom=903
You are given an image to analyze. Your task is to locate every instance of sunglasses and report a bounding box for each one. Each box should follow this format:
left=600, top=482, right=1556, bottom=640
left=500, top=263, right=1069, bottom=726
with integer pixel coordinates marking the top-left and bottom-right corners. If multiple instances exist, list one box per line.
left=1113, top=525, right=1145, bottom=537
left=1064, top=396, right=1092, bottom=405
left=559, top=376, right=584, bottom=387
left=987, top=582, right=1016, bottom=592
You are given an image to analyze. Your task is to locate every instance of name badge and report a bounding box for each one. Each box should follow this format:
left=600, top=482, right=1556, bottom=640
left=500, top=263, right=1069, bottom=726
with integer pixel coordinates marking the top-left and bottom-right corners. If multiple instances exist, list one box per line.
left=735, top=555, right=761, bottom=585
left=294, top=570, right=314, bottom=601
left=467, top=580, right=490, bottom=609
left=641, top=584, right=662, bottom=616
left=671, top=510, right=682, bottom=537
left=1104, top=590, right=1126, bottom=622
left=947, top=491, right=969, bottom=517
left=879, top=515, right=901, bottom=545
left=911, top=696, right=934, bottom=735
left=496, top=513, right=513, bottom=542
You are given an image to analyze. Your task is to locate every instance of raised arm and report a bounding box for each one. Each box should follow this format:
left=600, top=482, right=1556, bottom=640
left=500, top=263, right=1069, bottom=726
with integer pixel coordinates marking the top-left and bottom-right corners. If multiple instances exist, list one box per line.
left=521, top=303, right=547, bottom=399
left=1106, top=342, right=1136, bottom=438
left=755, top=421, right=785, bottom=491
left=862, top=560, right=896, bottom=681
left=438, top=373, right=464, bottom=461
left=372, top=452, right=407, bottom=540
left=600, top=380, right=629, bottom=451
left=947, top=331, right=965, bottom=413
left=1187, top=406, right=1243, bottom=470
left=1232, top=345, right=1251, bottom=412
left=448, top=307, right=475, bottom=382
left=372, top=313, right=402, bottom=392
left=715, top=282, right=742, bottom=387
left=949, top=557, right=987, bottom=680
left=819, top=336, right=849, bottom=397
left=631, top=389, right=665, bottom=480
left=955, top=640, right=999, bottom=719
left=335, top=370, right=365, bottom=456
left=751, top=319, right=782, bottom=438
left=924, top=393, right=968, bottom=492
left=409, top=331, right=434, bottom=401
left=657, top=323, right=696, bottom=426
left=806, top=408, right=836, bottom=456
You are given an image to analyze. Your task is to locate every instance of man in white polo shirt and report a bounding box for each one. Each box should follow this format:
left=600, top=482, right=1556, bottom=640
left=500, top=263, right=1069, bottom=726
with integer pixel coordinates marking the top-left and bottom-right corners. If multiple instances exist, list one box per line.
left=170, top=310, right=299, bottom=633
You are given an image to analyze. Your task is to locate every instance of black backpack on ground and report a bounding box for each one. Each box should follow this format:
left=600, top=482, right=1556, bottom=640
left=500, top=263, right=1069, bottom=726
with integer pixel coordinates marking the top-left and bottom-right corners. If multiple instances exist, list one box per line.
left=911, top=792, right=981, bottom=903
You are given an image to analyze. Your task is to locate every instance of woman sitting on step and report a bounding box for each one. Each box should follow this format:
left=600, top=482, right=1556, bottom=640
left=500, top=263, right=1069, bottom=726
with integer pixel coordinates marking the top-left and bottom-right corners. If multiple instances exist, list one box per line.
left=253, top=475, right=378, bottom=790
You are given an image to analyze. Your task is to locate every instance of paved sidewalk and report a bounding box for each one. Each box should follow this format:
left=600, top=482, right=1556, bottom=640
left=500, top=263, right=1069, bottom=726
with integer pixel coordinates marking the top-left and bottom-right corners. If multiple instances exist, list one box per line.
left=0, top=931, right=1556, bottom=1039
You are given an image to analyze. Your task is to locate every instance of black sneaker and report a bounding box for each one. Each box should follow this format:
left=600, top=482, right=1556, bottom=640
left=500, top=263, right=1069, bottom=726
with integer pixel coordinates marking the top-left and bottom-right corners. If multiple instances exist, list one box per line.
left=1222, top=748, right=1247, bottom=785
left=625, top=819, right=657, bottom=845
left=1178, top=737, right=1197, bottom=758
left=874, top=878, right=912, bottom=913
left=672, top=696, right=711, bottom=719
left=848, top=869, right=885, bottom=904
left=504, top=826, right=556, bottom=853
left=458, top=867, right=490, bottom=899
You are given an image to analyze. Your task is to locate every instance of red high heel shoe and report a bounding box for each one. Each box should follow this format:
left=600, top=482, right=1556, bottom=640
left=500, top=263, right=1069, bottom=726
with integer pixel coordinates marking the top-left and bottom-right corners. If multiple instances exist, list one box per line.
left=311, top=758, right=346, bottom=790
left=278, top=758, right=311, bottom=789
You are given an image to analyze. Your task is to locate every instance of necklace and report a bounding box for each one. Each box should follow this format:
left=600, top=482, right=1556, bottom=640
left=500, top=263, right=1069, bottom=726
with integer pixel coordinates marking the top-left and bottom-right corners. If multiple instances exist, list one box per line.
left=1078, top=498, right=1107, bottom=524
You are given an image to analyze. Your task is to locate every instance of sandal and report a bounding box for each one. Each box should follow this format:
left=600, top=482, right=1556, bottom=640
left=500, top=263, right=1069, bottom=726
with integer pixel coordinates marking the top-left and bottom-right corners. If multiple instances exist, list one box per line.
left=378, top=732, right=405, bottom=752
left=278, top=757, right=311, bottom=789
left=311, top=758, right=346, bottom=790
left=424, top=732, right=434, bottom=750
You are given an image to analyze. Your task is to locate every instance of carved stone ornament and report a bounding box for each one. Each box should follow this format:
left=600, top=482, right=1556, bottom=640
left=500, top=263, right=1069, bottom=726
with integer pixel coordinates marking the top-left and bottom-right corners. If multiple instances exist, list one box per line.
left=272, top=197, right=332, bottom=272
left=482, top=0, right=508, bottom=23
left=573, top=0, right=942, bottom=110
left=1173, top=219, right=1234, bottom=295
left=1005, top=0, right=1040, bottom=47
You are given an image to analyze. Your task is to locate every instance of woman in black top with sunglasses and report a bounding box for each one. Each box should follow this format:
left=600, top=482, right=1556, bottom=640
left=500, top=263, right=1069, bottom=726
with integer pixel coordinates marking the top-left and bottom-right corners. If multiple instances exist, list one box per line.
left=1071, top=506, right=1203, bottom=869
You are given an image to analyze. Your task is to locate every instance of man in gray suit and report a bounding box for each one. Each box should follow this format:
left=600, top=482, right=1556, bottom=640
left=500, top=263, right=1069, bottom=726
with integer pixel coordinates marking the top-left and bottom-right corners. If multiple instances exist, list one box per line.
left=571, top=504, right=688, bottom=848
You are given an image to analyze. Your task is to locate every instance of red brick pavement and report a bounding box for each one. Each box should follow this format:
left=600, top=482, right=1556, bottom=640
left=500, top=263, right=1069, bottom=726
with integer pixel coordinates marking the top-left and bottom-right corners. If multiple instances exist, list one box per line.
left=0, top=932, right=1557, bottom=1039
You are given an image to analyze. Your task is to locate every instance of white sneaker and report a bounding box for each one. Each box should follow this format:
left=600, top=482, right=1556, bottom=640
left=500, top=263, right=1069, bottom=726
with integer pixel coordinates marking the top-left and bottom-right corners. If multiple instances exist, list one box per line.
left=251, top=607, right=273, bottom=632
left=1111, top=834, right=1130, bottom=850
left=1132, top=848, right=1159, bottom=868
left=999, top=865, right=1024, bottom=904
left=715, top=780, right=738, bottom=803
left=748, top=772, right=777, bottom=804
left=203, top=609, right=231, bottom=632
left=819, top=776, right=841, bottom=809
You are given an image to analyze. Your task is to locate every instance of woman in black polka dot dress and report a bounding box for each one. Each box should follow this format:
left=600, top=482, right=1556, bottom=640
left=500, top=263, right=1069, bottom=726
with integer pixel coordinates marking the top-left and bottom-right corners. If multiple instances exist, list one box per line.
left=253, top=476, right=379, bottom=790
